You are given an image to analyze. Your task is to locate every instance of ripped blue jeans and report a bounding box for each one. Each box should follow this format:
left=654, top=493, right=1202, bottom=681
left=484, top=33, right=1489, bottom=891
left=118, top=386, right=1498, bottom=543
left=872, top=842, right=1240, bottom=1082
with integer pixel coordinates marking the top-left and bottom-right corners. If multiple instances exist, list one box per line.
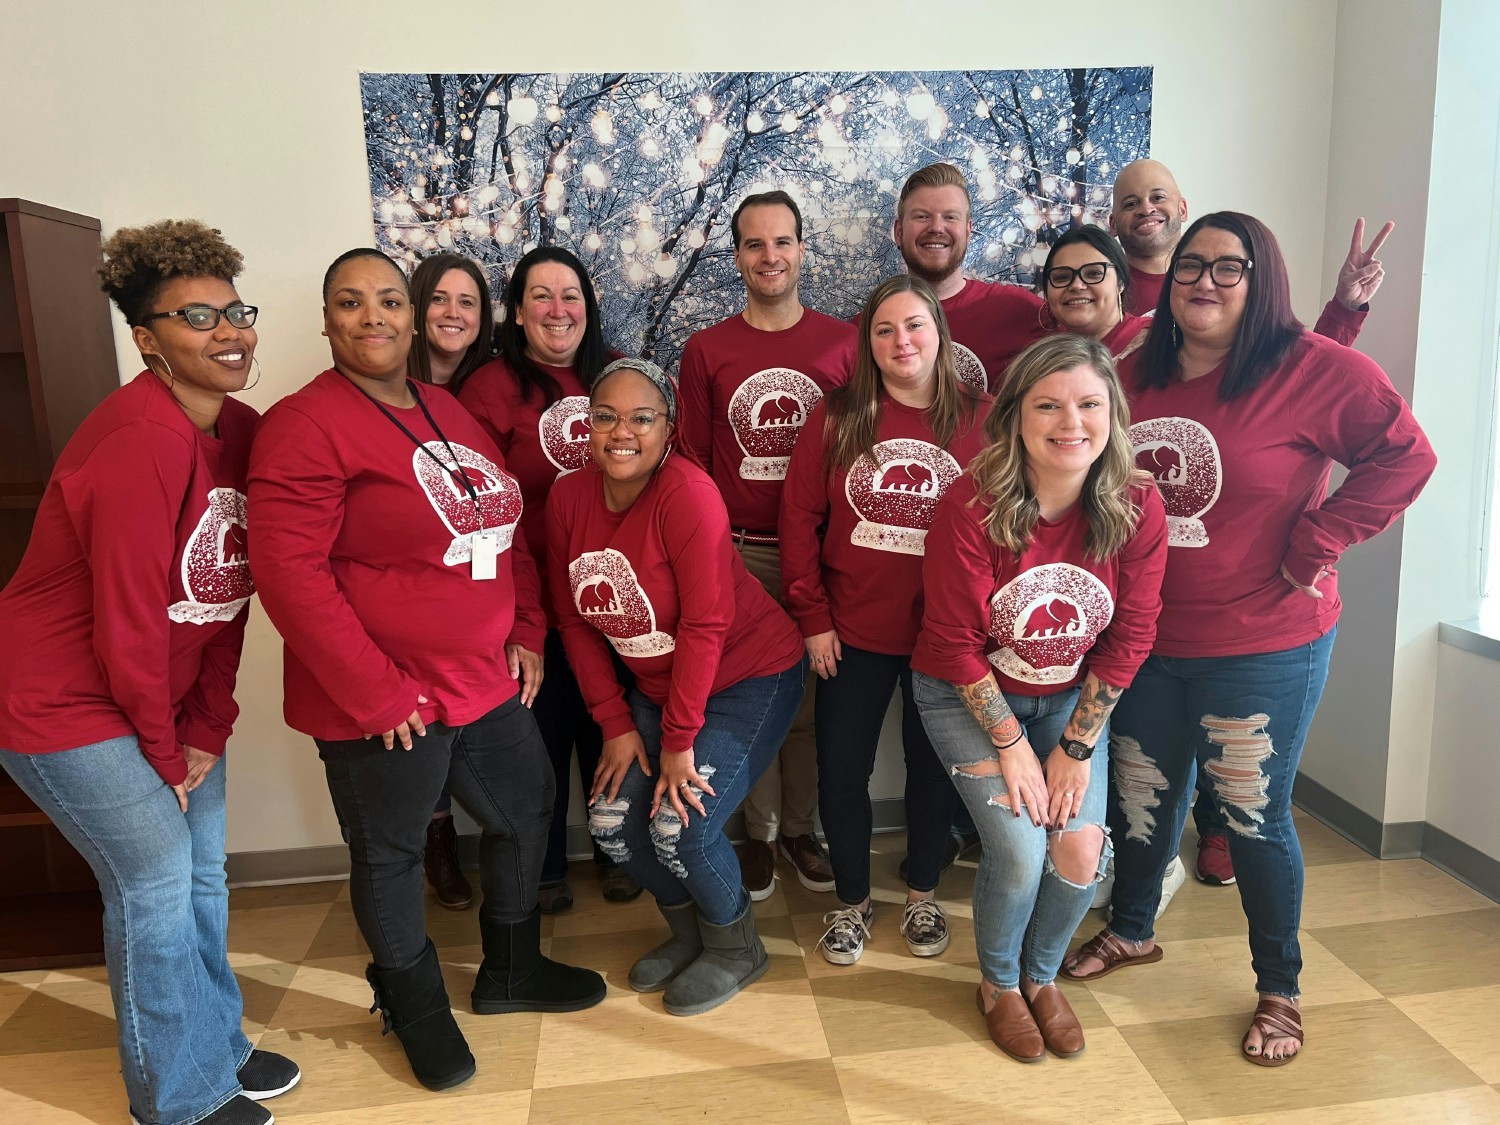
left=913, top=673, right=1111, bottom=989
left=589, top=656, right=807, bottom=925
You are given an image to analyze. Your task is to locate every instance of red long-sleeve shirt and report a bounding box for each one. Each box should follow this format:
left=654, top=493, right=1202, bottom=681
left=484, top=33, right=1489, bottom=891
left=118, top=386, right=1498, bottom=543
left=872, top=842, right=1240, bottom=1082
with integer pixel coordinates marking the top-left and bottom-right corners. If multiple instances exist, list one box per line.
left=678, top=311, right=856, bottom=531
left=1122, top=331, right=1435, bottom=657
left=940, top=279, right=1050, bottom=394
left=248, top=370, right=544, bottom=740
left=457, top=357, right=592, bottom=627
left=0, top=372, right=256, bottom=785
left=547, top=454, right=803, bottom=753
left=779, top=392, right=990, bottom=656
left=912, top=475, right=1167, bottom=695
left=1126, top=264, right=1367, bottom=346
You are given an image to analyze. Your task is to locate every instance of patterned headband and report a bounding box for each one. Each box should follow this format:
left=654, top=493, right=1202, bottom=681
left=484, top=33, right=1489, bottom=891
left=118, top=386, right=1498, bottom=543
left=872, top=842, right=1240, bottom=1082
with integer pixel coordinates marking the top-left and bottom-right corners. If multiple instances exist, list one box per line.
left=597, top=357, right=679, bottom=425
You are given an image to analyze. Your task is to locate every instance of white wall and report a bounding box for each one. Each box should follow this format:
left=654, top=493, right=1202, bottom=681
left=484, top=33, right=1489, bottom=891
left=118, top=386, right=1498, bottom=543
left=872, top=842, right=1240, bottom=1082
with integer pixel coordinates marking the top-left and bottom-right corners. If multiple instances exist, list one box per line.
left=0, top=0, right=1351, bottom=856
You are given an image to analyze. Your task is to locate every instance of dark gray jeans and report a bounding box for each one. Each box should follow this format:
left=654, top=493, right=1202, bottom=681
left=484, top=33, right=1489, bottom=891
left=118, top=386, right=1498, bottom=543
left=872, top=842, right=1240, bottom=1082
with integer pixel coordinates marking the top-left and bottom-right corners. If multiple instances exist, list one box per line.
left=317, top=695, right=553, bottom=967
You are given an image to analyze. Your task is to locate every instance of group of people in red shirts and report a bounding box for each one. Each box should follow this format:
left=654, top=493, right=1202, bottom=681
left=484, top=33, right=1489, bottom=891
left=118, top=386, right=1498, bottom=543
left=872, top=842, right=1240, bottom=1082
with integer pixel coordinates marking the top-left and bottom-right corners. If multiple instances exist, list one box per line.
left=0, top=154, right=1434, bottom=1124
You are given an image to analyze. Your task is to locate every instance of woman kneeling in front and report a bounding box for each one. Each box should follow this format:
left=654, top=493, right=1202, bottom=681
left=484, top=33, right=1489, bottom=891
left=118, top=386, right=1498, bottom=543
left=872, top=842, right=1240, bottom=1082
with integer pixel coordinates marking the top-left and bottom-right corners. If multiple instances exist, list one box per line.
left=547, top=358, right=808, bottom=1016
left=911, top=334, right=1167, bottom=1062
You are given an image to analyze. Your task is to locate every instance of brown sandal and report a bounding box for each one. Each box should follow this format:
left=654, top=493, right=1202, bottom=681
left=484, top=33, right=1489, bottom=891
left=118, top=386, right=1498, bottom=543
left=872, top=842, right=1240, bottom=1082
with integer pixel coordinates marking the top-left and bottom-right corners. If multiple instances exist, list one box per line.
left=1059, top=929, right=1163, bottom=981
left=1242, top=996, right=1303, bottom=1067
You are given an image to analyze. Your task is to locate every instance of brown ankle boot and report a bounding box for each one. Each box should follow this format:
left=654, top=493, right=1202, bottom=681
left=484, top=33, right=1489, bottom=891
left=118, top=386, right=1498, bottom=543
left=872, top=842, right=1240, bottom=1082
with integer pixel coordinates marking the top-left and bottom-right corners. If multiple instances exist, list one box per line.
left=424, top=816, right=472, bottom=910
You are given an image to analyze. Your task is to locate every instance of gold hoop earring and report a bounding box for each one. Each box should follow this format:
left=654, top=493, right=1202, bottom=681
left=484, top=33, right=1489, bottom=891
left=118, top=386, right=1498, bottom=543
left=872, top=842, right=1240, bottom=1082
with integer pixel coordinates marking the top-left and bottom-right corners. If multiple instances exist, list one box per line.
left=146, top=352, right=175, bottom=389
left=243, top=356, right=262, bottom=392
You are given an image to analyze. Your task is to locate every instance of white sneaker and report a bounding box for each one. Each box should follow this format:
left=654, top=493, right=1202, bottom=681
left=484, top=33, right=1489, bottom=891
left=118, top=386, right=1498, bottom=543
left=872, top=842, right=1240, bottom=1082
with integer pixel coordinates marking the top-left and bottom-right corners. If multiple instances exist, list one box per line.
left=1156, top=855, right=1186, bottom=920
left=1091, top=856, right=1115, bottom=911
left=819, top=903, right=873, bottom=965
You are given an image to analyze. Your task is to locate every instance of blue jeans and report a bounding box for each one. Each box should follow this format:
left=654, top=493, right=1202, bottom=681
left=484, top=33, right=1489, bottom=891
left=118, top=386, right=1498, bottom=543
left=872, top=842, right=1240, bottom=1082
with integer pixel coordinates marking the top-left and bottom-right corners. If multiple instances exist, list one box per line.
left=588, top=656, right=807, bottom=925
left=0, top=738, right=251, bottom=1125
left=816, top=646, right=958, bottom=902
left=1105, top=628, right=1337, bottom=998
left=914, top=673, right=1111, bottom=988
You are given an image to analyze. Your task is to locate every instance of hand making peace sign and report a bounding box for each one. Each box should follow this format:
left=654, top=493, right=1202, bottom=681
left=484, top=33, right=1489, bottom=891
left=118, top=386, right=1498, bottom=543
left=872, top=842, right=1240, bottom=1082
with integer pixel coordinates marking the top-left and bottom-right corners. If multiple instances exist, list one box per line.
left=1335, top=217, right=1394, bottom=311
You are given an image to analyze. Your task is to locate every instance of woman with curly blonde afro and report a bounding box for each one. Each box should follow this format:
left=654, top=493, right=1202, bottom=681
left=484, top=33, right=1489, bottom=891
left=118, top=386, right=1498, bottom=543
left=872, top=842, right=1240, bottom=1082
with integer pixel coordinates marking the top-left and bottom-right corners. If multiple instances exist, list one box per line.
left=0, top=219, right=300, bottom=1125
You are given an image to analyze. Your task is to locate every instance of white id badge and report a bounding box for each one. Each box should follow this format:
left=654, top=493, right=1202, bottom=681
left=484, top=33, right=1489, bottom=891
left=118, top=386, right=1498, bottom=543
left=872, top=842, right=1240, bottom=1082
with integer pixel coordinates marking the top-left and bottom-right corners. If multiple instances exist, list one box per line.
left=471, top=530, right=499, bottom=581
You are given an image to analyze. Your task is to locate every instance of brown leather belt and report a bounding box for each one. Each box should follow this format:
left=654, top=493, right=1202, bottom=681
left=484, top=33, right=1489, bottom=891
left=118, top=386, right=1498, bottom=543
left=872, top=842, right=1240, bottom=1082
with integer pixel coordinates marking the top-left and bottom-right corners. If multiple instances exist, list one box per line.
left=731, top=528, right=779, bottom=546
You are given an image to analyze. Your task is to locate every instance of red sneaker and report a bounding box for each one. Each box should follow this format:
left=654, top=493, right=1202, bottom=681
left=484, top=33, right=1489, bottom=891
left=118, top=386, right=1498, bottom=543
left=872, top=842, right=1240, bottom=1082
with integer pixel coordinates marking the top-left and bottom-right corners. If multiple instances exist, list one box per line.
left=1195, top=833, right=1236, bottom=885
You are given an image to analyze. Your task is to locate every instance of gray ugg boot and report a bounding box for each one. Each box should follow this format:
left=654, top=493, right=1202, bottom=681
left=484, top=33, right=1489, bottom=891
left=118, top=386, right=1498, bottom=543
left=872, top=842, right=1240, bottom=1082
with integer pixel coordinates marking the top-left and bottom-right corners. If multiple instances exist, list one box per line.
left=661, top=902, right=768, bottom=1016
left=629, top=899, right=702, bottom=993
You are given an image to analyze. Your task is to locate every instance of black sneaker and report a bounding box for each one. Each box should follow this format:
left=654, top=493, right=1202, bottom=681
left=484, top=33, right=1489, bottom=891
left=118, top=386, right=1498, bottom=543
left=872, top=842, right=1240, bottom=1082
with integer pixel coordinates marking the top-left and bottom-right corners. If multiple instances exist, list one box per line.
left=238, top=1049, right=301, bottom=1101
left=133, top=1095, right=272, bottom=1125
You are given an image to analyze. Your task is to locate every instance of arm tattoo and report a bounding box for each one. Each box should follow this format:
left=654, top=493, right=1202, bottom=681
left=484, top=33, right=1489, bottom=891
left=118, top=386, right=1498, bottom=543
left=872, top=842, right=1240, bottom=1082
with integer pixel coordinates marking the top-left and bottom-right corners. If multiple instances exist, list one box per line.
left=1064, top=676, right=1125, bottom=744
left=957, top=676, right=1021, bottom=747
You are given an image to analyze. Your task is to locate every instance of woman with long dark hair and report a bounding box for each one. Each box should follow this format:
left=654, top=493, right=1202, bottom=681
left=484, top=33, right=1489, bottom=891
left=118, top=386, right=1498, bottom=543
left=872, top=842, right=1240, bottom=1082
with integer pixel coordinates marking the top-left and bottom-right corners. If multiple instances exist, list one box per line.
left=457, top=246, right=640, bottom=910
left=248, top=247, right=604, bottom=1093
left=911, top=333, right=1166, bottom=1062
left=780, top=275, right=988, bottom=967
left=1062, top=213, right=1435, bottom=1067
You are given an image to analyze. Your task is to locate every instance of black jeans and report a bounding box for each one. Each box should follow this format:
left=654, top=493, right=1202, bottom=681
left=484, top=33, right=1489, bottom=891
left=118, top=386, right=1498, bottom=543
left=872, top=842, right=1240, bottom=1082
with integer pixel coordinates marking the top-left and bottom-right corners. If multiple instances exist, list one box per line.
left=532, top=629, right=607, bottom=883
left=815, top=644, right=958, bottom=903
left=317, top=695, right=553, bottom=968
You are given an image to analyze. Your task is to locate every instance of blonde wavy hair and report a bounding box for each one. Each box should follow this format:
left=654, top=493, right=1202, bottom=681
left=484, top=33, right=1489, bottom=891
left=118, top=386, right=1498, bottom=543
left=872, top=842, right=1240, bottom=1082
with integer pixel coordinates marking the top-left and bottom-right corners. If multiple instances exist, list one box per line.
left=969, top=334, right=1146, bottom=560
left=824, top=275, right=983, bottom=472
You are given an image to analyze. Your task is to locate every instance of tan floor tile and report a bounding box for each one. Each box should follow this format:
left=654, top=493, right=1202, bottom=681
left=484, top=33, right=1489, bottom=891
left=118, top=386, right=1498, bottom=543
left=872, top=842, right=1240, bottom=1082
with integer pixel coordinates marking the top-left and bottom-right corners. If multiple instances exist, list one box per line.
left=548, top=880, right=673, bottom=938
left=1392, top=985, right=1500, bottom=1083
left=300, top=894, right=495, bottom=961
left=288, top=1088, right=531, bottom=1124
left=1083, top=932, right=1378, bottom=1027
left=1120, top=998, right=1483, bottom=1120
left=1290, top=812, right=1380, bottom=869
left=227, top=902, right=336, bottom=964
left=235, top=958, right=301, bottom=1034
left=229, top=879, right=345, bottom=911
left=0, top=1047, right=126, bottom=1121
left=0, top=973, right=44, bottom=1027
left=0, top=979, right=118, bottom=1055
left=811, top=963, right=1111, bottom=1058
left=530, top=1057, right=849, bottom=1124
left=833, top=1031, right=1181, bottom=1123
left=1146, top=878, right=1261, bottom=943
left=1185, top=1083, right=1500, bottom=1124
left=530, top=978, right=829, bottom=1087
left=39, top=963, right=111, bottom=986
left=1312, top=909, right=1500, bottom=995
left=1299, top=859, right=1495, bottom=929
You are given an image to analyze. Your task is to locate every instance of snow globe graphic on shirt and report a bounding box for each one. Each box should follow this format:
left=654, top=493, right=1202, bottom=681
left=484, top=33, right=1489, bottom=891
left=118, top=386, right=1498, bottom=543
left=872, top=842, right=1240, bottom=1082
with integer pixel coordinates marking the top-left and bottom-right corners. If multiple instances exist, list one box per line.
left=168, top=487, right=254, bottom=624
left=569, top=548, right=675, bottom=657
left=988, top=563, right=1116, bottom=685
left=539, top=395, right=593, bottom=476
left=410, top=441, right=523, bottom=565
left=1129, top=417, right=1221, bottom=548
left=729, top=367, right=824, bottom=480
left=951, top=343, right=988, bottom=393
left=845, top=438, right=962, bottom=556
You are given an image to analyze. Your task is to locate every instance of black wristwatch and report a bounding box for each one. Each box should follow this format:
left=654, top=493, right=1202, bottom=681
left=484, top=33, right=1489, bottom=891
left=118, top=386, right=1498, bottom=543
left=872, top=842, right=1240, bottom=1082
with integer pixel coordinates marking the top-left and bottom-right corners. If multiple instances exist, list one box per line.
left=1060, top=737, right=1094, bottom=761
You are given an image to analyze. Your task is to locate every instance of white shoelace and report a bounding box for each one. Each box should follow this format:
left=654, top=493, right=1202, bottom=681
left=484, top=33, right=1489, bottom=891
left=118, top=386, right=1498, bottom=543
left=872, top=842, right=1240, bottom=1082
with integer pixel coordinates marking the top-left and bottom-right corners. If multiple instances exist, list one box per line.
left=901, top=899, right=946, bottom=941
left=820, top=905, right=872, bottom=952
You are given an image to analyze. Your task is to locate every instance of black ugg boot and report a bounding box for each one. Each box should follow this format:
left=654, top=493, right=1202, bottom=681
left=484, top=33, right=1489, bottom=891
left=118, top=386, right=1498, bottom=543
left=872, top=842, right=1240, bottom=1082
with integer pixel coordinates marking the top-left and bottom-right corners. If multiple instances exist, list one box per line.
left=471, top=906, right=607, bottom=1014
left=366, top=938, right=475, bottom=1091
left=661, top=902, right=769, bottom=1017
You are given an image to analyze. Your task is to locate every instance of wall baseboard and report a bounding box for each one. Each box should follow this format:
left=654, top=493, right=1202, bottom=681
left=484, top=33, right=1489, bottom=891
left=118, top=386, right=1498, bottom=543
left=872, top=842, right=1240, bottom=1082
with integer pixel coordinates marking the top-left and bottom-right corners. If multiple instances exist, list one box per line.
left=228, top=789, right=1498, bottom=906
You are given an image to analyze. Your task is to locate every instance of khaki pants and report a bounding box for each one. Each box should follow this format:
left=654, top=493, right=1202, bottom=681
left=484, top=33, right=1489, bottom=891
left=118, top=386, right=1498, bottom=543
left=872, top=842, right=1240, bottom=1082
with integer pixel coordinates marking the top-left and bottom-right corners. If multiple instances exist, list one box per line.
left=734, top=539, right=819, bottom=841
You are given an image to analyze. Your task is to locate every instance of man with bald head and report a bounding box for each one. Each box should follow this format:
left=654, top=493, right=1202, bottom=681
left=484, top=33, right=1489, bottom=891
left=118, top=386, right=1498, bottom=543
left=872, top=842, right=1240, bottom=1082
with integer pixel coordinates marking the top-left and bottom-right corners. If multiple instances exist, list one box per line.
left=1109, top=158, right=1391, bottom=340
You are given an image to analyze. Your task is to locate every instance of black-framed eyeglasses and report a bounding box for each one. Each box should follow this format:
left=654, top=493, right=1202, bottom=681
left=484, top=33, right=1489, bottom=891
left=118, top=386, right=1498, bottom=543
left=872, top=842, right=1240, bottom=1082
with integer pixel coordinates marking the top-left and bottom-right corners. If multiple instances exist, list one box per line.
left=1045, top=262, right=1113, bottom=289
left=1171, top=257, right=1253, bottom=287
left=141, top=304, right=258, bottom=331
left=587, top=407, right=665, bottom=435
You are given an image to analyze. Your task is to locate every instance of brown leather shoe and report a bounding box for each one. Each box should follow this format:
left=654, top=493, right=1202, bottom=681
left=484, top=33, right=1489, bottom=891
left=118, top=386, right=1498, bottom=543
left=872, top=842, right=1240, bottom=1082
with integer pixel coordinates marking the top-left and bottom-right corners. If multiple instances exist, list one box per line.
left=1026, top=984, right=1085, bottom=1057
left=737, top=840, right=776, bottom=901
left=424, top=815, right=472, bottom=911
left=975, top=987, right=1044, bottom=1063
left=778, top=833, right=835, bottom=892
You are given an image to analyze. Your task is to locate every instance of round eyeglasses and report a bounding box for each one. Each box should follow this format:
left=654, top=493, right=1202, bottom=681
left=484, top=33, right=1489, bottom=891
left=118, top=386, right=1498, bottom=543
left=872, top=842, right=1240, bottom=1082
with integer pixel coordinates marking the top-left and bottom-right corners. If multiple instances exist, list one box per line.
left=587, top=408, right=664, bottom=435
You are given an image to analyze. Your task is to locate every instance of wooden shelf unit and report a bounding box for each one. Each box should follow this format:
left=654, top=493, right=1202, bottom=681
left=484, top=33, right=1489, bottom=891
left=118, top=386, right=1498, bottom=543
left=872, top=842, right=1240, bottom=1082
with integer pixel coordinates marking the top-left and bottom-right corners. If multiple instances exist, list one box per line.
left=0, top=199, right=123, bottom=971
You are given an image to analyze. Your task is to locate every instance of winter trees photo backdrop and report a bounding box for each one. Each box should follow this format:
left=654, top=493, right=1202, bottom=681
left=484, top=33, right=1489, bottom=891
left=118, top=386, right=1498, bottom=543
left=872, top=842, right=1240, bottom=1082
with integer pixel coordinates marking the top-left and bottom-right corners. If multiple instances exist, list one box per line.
left=360, top=69, right=1152, bottom=371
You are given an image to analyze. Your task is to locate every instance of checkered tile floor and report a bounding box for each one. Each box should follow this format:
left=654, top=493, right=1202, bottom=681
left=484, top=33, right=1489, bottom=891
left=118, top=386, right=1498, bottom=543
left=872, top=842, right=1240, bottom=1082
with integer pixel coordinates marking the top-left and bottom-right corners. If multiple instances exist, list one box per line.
left=3, top=813, right=1499, bottom=1123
